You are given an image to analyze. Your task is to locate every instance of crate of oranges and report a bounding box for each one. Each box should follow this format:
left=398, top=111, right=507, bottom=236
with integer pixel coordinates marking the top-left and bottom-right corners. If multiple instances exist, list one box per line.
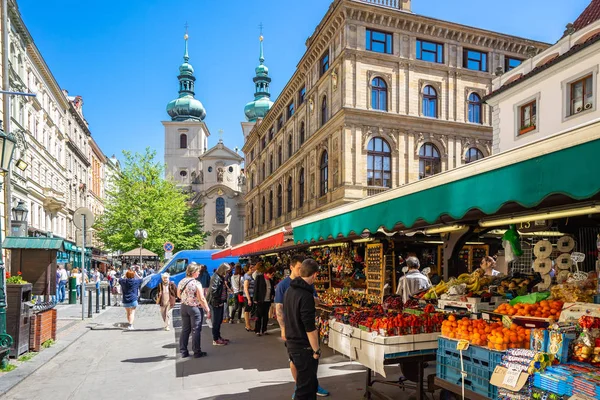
left=493, top=300, right=564, bottom=320
left=486, top=323, right=532, bottom=351
left=441, top=315, right=496, bottom=347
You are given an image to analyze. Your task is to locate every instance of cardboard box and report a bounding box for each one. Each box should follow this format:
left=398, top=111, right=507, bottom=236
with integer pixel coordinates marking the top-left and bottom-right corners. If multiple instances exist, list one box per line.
left=490, top=365, right=529, bottom=391
left=559, top=302, right=600, bottom=322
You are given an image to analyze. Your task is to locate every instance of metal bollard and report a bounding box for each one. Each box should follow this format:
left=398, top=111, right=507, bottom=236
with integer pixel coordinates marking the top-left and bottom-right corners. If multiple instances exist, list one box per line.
left=102, top=288, right=106, bottom=310
left=88, top=291, right=93, bottom=318
left=96, top=288, right=100, bottom=313
left=107, top=286, right=111, bottom=307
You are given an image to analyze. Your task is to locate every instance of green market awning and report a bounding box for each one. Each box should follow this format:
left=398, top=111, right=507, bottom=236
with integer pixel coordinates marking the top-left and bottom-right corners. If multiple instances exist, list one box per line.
left=292, top=124, right=600, bottom=244
left=3, top=237, right=65, bottom=250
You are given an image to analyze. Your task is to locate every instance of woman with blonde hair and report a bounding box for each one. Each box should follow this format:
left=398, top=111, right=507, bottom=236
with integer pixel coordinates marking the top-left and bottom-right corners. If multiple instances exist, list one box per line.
left=178, top=262, right=211, bottom=358
left=156, top=272, right=177, bottom=330
left=119, top=270, right=143, bottom=330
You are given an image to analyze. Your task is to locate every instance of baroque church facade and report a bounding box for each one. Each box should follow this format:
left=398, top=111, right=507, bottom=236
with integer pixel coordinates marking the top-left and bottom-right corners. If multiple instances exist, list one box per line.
left=163, top=33, right=245, bottom=249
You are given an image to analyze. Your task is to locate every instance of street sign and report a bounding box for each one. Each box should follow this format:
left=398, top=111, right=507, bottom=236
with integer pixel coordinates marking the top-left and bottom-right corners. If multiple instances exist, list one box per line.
left=164, top=242, right=174, bottom=252
left=75, top=231, right=93, bottom=247
left=74, top=207, right=95, bottom=230
left=164, top=251, right=173, bottom=259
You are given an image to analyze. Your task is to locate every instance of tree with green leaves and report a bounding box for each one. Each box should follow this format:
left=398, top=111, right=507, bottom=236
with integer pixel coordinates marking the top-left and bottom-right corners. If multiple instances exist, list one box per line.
left=94, top=148, right=208, bottom=257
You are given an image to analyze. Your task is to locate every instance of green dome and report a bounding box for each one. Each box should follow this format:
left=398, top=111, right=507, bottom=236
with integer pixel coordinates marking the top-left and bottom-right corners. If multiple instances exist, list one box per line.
left=167, top=95, right=206, bottom=121
left=255, top=64, right=268, bottom=75
left=244, top=35, right=273, bottom=122
left=180, top=62, right=194, bottom=75
left=244, top=96, right=274, bottom=122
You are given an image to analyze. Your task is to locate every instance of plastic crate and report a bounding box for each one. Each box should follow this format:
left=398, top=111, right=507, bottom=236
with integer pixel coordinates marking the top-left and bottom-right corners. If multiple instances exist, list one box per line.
left=437, top=337, right=504, bottom=378
left=437, top=361, right=498, bottom=399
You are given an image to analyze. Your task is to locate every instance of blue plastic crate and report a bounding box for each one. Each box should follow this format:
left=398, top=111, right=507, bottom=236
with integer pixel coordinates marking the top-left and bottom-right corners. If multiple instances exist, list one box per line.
left=437, top=338, right=504, bottom=379
left=437, top=361, right=498, bottom=399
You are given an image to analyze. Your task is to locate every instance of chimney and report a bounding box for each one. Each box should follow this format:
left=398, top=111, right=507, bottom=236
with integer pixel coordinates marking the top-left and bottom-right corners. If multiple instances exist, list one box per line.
left=401, top=0, right=411, bottom=12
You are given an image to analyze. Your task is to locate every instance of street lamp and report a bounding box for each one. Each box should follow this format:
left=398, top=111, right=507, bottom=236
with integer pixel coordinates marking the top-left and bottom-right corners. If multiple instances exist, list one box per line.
left=0, top=128, right=17, bottom=368
left=134, top=229, right=147, bottom=266
left=11, top=200, right=28, bottom=237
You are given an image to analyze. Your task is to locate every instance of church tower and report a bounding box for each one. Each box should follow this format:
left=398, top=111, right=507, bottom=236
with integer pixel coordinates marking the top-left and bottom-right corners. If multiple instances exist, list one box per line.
left=163, top=31, right=210, bottom=187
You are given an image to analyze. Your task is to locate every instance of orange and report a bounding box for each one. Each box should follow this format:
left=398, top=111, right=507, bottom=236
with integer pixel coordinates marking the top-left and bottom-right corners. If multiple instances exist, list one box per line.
left=448, top=315, right=456, bottom=322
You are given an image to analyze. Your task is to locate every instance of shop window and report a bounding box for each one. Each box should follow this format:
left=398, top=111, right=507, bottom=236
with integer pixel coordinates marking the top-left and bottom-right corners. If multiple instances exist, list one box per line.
left=422, top=86, right=438, bottom=118
left=367, top=137, right=391, bottom=188
left=299, top=168, right=305, bottom=208
left=468, top=93, right=482, bottom=124
left=419, top=143, right=441, bottom=179
left=519, top=100, right=537, bottom=135
left=320, top=151, right=328, bottom=197
left=371, top=78, right=388, bottom=111
left=465, top=148, right=484, bottom=163
left=216, top=197, right=225, bottom=224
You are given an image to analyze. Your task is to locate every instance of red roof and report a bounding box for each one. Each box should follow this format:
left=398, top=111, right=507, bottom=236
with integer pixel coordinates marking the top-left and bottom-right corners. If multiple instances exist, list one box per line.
left=573, top=0, right=600, bottom=31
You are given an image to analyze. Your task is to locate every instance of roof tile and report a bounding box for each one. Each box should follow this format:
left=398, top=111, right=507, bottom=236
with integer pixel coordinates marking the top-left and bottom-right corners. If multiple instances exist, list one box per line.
left=573, top=0, right=600, bottom=31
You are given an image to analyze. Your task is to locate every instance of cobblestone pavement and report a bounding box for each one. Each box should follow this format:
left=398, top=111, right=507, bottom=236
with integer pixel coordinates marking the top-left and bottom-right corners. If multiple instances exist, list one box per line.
left=2, top=304, right=438, bottom=400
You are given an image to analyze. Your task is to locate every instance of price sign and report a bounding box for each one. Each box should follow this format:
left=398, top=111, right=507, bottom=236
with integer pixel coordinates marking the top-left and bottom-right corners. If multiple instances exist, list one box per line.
left=502, top=368, right=521, bottom=388
left=371, top=331, right=378, bottom=340
left=456, top=339, right=470, bottom=351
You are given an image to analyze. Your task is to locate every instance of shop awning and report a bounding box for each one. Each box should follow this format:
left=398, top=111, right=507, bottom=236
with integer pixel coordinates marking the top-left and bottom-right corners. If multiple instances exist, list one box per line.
left=121, top=248, right=158, bottom=257
left=292, top=123, right=600, bottom=244
left=212, top=227, right=291, bottom=259
left=3, top=237, right=65, bottom=250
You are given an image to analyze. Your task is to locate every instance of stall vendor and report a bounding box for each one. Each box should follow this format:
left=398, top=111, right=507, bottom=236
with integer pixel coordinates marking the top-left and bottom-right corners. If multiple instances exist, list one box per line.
left=480, top=256, right=501, bottom=276
left=395, top=256, right=431, bottom=303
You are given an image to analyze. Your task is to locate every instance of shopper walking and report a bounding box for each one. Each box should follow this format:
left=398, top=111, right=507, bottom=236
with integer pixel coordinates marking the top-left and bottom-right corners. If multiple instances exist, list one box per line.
left=207, top=263, right=229, bottom=346
left=57, top=265, right=68, bottom=303
left=283, top=258, right=322, bottom=400
left=276, top=255, right=330, bottom=398
left=178, top=262, right=211, bottom=358
left=198, top=264, right=211, bottom=296
left=119, top=270, right=143, bottom=330
left=242, top=264, right=256, bottom=332
left=253, top=266, right=275, bottom=336
left=71, top=268, right=82, bottom=300
left=156, top=272, right=177, bottom=330
left=230, top=264, right=244, bottom=323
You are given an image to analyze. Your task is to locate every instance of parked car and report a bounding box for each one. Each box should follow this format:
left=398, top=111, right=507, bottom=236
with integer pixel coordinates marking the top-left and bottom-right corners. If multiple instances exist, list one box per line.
left=139, top=250, right=238, bottom=301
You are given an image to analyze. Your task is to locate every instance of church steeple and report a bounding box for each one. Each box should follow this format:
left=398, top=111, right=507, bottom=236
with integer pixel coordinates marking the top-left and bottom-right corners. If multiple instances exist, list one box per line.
left=166, top=30, right=206, bottom=121
left=244, top=31, right=274, bottom=122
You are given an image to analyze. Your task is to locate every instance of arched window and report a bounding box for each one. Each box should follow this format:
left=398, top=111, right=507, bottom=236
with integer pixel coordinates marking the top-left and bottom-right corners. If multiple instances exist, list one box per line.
left=465, top=147, right=484, bottom=163
left=216, top=197, right=225, bottom=224
left=277, top=184, right=283, bottom=217
left=180, top=133, right=188, bottom=149
left=262, top=162, right=266, bottom=181
left=250, top=172, right=255, bottom=189
left=261, top=196, right=266, bottom=224
left=367, top=137, right=392, bottom=188
left=278, top=145, right=282, bottom=167
left=321, top=96, right=328, bottom=127
left=288, top=135, right=293, bottom=158
left=250, top=203, right=255, bottom=228
left=268, top=190, right=273, bottom=221
left=299, top=122, right=305, bottom=146
left=419, top=143, right=441, bottom=179
left=269, top=155, right=273, bottom=174
left=299, top=168, right=305, bottom=208
left=287, top=177, right=293, bottom=213
left=468, top=93, right=482, bottom=124
left=371, top=78, right=388, bottom=111
left=422, top=86, right=438, bottom=118
left=320, top=151, right=328, bottom=196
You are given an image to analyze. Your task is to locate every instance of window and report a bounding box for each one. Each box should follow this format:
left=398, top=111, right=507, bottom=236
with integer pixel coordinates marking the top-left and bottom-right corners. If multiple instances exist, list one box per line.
left=278, top=145, right=282, bottom=167
left=261, top=196, right=266, bottom=224
left=250, top=203, right=254, bottom=228
left=167, top=259, right=188, bottom=276
left=268, top=190, right=273, bottom=220
left=216, top=197, right=225, bottom=224
left=288, top=135, right=293, bottom=158
left=268, top=127, right=274, bottom=141
left=299, top=86, right=306, bottom=105
left=366, top=29, right=392, bottom=54
left=417, top=40, right=443, bottom=63
left=299, top=122, right=305, bottom=146
left=422, top=85, right=438, bottom=118
left=262, top=162, right=266, bottom=181
left=320, top=51, right=329, bottom=76
left=179, top=134, right=188, bottom=149
left=299, top=168, right=305, bottom=208
left=569, top=75, right=593, bottom=116
left=419, top=143, right=441, bottom=179
left=519, top=101, right=537, bottom=135
left=269, top=155, right=273, bottom=174
left=215, top=235, right=226, bottom=247
left=208, top=166, right=213, bottom=172
left=287, top=177, right=293, bottom=213
left=463, top=49, right=487, bottom=72
left=251, top=172, right=255, bottom=189
left=321, top=96, right=328, bottom=127
left=262, top=135, right=267, bottom=150
left=371, top=78, right=388, bottom=111
left=320, top=151, right=328, bottom=196
left=465, top=148, right=484, bottom=163
left=367, top=137, right=391, bottom=188
left=228, top=166, right=233, bottom=173
left=179, top=170, right=187, bottom=178
left=277, top=115, right=284, bottom=131
left=277, top=184, right=282, bottom=217
left=287, top=102, right=295, bottom=118
left=505, top=57, right=522, bottom=72
left=468, top=93, right=482, bottom=124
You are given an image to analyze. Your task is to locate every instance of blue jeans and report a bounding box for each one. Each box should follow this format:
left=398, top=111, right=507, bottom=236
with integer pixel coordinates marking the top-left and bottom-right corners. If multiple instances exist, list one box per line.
left=210, top=305, right=224, bottom=341
left=58, top=280, right=67, bottom=302
left=180, top=304, right=203, bottom=355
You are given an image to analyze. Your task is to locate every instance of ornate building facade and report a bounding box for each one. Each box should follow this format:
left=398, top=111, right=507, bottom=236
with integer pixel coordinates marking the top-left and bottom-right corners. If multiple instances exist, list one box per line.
left=242, top=0, right=550, bottom=240
left=163, top=33, right=245, bottom=249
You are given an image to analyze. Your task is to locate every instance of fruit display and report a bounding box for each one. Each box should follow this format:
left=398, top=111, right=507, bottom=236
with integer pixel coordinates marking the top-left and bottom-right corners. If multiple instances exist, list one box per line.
left=319, top=288, right=367, bottom=307
left=496, top=276, right=533, bottom=296
left=493, top=299, right=564, bottom=319
left=382, top=295, right=403, bottom=310
left=487, top=323, right=532, bottom=350
left=441, top=315, right=532, bottom=350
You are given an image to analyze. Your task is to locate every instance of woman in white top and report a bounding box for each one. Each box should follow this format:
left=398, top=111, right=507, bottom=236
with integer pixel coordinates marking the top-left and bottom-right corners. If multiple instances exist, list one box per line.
left=230, top=264, right=244, bottom=324
left=72, top=268, right=82, bottom=300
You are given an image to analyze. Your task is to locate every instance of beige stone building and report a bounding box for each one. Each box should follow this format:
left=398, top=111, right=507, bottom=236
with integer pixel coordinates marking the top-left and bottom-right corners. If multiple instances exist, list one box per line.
left=242, top=0, right=549, bottom=240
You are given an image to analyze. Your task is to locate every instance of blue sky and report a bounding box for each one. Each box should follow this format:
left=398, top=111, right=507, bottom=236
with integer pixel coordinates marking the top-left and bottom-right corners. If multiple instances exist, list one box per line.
left=18, top=0, right=589, bottom=162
